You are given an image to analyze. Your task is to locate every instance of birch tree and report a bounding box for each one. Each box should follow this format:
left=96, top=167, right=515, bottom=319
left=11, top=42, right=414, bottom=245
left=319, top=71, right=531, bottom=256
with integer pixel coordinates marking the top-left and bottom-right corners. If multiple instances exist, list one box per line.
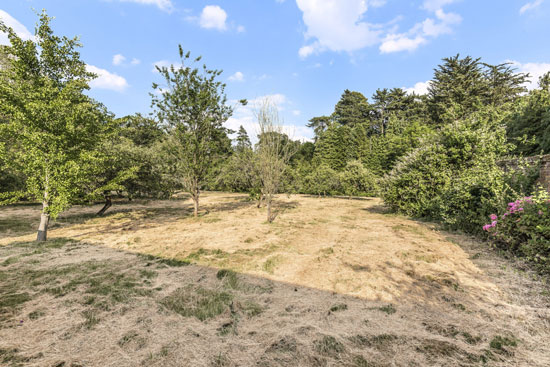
left=255, top=101, right=297, bottom=222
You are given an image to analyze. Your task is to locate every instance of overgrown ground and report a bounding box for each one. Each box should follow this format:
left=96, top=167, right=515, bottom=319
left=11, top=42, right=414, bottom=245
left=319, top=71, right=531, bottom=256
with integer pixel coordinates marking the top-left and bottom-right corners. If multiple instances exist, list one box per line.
left=1, top=192, right=549, bottom=366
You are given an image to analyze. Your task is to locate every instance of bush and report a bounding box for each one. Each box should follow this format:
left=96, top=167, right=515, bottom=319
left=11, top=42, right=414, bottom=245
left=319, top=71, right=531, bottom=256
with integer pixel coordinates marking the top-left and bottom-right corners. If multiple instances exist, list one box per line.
left=484, top=187, right=550, bottom=272
left=339, top=160, right=378, bottom=198
left=382, top=110, right=525, bottom=234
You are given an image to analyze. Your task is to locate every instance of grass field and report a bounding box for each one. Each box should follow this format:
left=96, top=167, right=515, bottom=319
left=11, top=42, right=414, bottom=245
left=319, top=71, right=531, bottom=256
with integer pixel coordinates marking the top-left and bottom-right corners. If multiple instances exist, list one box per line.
left=1, top=192, right=549, bottom=366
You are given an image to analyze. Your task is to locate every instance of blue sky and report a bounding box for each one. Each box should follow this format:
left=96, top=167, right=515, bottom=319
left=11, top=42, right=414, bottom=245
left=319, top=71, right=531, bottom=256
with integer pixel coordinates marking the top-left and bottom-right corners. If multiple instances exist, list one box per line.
left=1, top=0, right=550, bottom=141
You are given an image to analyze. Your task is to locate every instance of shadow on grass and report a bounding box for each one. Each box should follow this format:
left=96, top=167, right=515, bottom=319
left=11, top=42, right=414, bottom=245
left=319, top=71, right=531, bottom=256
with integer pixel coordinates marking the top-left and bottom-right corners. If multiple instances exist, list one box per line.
left=0, top=237, right=527, bottom=367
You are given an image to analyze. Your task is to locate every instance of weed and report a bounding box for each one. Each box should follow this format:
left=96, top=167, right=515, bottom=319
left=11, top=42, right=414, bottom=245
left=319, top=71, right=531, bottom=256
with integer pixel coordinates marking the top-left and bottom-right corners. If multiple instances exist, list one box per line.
left=211, top=353, right=231, bottom=367
left=375, top=304, right=396, bottom=315
left=329, top=303, right=348, bottom=313
left=238, top=300, right=263, bottom=317
left=161, top=286, right=233, bottom=321
left=82, top=309, right=100, bottom=329
left=461, top=332, right=481, bottom=345
left=489, top=335, right=517, bottom=353
left=118, top=331, right=139, bottom=347
left=314, top=335, right=345, bottom=358
left=28, top=309, right=45, bottom=320
left=266, top=336, right=297, bottom=353
left=0, top=348, right=31, bottom=366
left=244, top=237, right=254, bottom=243
left=262, top=255, right=283, bottom=274
left=139, top=269, right=157, bottom=279
left=158, top=258, right=190, bottom=267
left=351, top=355, right=379, bottom=367
left=2, top=256, right=20, bottom=266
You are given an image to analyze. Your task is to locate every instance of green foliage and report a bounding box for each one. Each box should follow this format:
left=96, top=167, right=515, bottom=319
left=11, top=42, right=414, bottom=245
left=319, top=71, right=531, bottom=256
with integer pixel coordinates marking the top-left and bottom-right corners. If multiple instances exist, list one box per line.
left=151, top=45, right=234, bottom=214
left=333, top=90, right=370, bottom=127
left=0, top=11, right=113, bottom=219
left=428, top=55, right=527, bottom=126
left=303, top=163, right=339, bottom=196
left=382, top=109, right=521, bottom=233
left=339, top=160, right=378, bottom=197
left=506, top=72, right=550, bottom=155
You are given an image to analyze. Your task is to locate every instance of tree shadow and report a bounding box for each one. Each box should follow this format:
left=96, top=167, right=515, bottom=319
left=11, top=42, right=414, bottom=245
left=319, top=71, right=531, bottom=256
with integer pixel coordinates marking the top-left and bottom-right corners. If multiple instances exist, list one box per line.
left=0, top=237, right=542, bottom=367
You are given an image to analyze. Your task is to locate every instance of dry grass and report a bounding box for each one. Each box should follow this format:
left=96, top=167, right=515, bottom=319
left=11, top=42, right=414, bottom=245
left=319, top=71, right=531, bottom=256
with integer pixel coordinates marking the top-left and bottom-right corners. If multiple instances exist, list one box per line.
left=0, top=192, right=549, bottom=366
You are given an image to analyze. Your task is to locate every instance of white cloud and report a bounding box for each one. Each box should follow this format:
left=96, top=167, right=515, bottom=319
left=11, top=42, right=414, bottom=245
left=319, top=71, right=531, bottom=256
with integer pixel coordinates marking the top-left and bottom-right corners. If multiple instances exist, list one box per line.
left=130, top=58, right=141, bottom=65
left=292, top=110, right=301, bottom=116
left=422, top=9, right=461, bottom=37
left=0, top=10, right=35, bottom=45
left=237, top=25, right=246, bottom=33
left=520, top=0, right=544, bottom=14
left=118, top=0, right=174, bottom=12
left=422, top=0, right=458, bottom=12
left=228, top=71, right=244, bottom=82
left=86, top=65, right=129, bottom=92
left=404, top=80, right=431, bottom=95
left=507, top=60, right=550, bottom=90
left=380, top=8, right=461, bottom=53
left=380, top=34, right=426, bottom=53
left=113, top=54, right=126, bottom=66
left=296, top=0, right=381, bottom=57
left=200, top=5, right=227, bottom=31
left=369, top=0, right=387, bottom=7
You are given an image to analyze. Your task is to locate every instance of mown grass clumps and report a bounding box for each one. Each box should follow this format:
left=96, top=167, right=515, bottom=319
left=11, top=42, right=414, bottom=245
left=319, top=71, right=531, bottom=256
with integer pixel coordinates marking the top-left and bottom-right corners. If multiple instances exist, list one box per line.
left=0, top=348, right=31, bottom=366
left=161, top=286, right=233, bottom=321
left=371, top=304, right=396, bottom=315
left=329, top=303, right=348, bottom=313
left=489, top=335, right=517, bottom=355
left=0, top=238, right=157, bottom=329
left=314, top=335, right=345, bottom=359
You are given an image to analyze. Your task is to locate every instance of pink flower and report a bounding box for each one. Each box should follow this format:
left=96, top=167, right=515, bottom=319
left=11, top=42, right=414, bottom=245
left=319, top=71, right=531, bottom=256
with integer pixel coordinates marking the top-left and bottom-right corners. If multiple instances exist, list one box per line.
left=490, top=214, right=498, bottom=221
left=491, top=221, right=497, bottom=227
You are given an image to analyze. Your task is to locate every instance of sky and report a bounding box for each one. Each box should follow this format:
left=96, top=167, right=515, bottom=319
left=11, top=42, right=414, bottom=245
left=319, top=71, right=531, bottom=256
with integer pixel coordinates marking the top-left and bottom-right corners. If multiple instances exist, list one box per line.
left=1, top=0, right=550, bottom=141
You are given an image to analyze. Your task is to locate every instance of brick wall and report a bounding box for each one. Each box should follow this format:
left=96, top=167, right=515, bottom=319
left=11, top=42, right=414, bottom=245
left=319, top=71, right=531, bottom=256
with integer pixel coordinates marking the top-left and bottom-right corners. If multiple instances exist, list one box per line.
left=498, top=154, right=550, bottom=192
left=540, top=155, right=550, bottom=191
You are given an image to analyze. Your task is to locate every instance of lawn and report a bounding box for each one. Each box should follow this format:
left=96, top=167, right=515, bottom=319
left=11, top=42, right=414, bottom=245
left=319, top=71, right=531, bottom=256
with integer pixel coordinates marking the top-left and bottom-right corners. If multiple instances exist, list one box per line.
left=0, top=192, right=549, bottom=366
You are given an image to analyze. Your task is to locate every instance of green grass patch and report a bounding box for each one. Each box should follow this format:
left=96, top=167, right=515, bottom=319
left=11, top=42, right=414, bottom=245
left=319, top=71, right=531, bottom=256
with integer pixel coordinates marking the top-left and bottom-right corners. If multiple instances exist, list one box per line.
left=329, top=303, right=348, bottom=313
left=372, top=304, right=396, bottom=315
left=161, top=286, right=233, bottom=321
left=314, top=335, right=345, bottom=359
left=262, top=255, right=283, bottom=274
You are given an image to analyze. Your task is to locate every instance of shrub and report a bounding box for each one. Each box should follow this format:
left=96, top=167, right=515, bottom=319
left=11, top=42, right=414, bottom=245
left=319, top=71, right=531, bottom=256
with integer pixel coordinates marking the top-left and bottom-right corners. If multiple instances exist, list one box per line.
left=339, top=160, right=379, bottom=198
left=382, top=111, right=526, bottom=234
left=484, top=187, right=550, bottom=272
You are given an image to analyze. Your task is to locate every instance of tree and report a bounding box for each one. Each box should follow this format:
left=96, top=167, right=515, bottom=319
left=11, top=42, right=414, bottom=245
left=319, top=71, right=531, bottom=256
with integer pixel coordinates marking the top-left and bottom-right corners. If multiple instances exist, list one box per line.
left=506, top=72, right=550, bottom=155
left=151, top=46, right=234, bottom=217
left=0, top=11, right=113, bottom=241
left=333, top=90, right=370, bottom=127
left=306, top=115, right=332, bottom=141
left=235, top=125, right=251, bottom=152
left=428, top=55, right=527, bottom=125
left=255, top=100, right=297, bottom=222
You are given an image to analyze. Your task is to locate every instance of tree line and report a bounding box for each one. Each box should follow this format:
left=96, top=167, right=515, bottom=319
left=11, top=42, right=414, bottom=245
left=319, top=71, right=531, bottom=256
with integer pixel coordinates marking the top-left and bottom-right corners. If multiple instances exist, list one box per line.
left=1, top=11, right=549, bottom=246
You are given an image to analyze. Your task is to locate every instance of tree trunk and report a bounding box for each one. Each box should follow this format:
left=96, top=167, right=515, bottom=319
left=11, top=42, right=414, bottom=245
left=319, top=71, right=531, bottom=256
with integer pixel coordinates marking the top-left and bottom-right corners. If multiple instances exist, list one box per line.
left=192, top=190, right=199, bottom=217
left=36, top=203, right=50, bottom=242
left=257, top=194, right=263, bottom=208
left=96, top=195, right=112, bottom=216
left=267, top=197, right=273, bottom=223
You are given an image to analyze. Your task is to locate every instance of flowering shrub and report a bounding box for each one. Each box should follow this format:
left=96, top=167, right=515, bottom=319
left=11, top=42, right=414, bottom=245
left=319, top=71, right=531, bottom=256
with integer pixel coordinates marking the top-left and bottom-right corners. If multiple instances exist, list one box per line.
left=484, top=187, right=550, bottom=272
